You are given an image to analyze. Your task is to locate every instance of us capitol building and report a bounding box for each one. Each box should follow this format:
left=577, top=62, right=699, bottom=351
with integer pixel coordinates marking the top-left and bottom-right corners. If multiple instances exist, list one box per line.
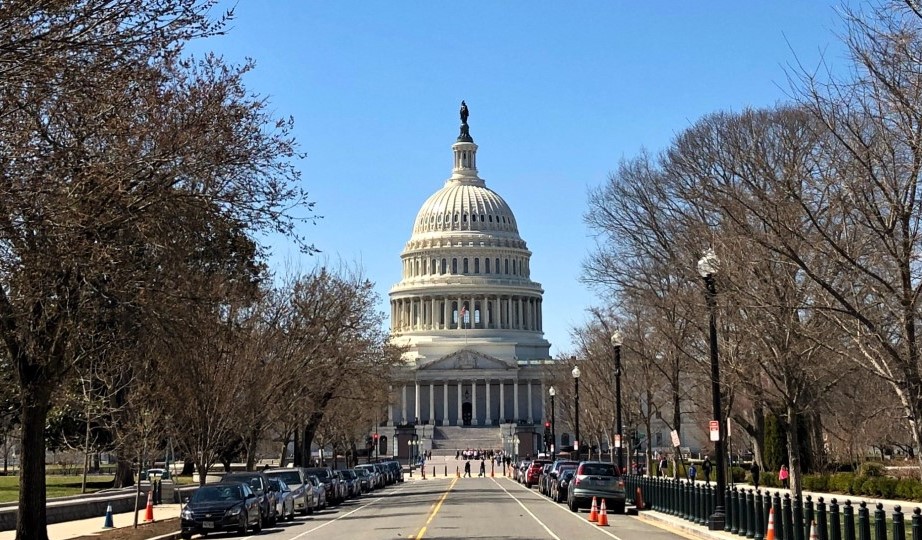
left=379, top=103, right=555, bottom=459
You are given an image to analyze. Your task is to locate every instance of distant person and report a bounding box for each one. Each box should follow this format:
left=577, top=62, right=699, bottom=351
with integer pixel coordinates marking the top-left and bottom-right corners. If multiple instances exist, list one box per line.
left=479, top=459, right=486, bottom=477
left=456, top=450, right=460, bottom=460
left=659, top=457, right=668, bottom=477
left=779, top=464, right=789, bottom=489
left=702, top=457, right=713, bottom=485
left=688, top=463, right=697, bottom=483
left=464, top=460, right=471, bottom=477
left=750, top=461, right=761, bottom=490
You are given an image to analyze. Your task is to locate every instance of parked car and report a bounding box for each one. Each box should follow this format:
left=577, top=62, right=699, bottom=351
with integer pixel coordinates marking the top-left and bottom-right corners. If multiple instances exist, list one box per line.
left=304, top=467, right=341, bottom=505
left=543, top=460, right=579, bottom=497
left=267, top=478, right=296, bottom=522
left=339, top=469, right=360, bottom=498
left=538, top=464, right=554, bottom=495
left=352, top=468, right=372, bottom=493
left=550, top=468, right=576, bottom=503
left=516, top=460, right=531, bottom=483
left=384, top=460, right=403, bottom=483
left=567, top=461, right=626, bottom=514
left=331, top=470, right=348, bottom=501
left=307, top=475, right=326, bottom=510
left=180, top=482, right=261, bottom=538
left=220, top=471, right=278, bottom=527
left=265, top=468, right=311, bottom=516
left=355, top=464, right=383, bottom=489
left=525, top=459, right=552, bottom=487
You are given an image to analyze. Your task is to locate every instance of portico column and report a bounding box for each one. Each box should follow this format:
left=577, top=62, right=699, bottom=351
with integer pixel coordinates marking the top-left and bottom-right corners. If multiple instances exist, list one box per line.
left=457, top=380, right=462, bottom=426
left=513, top=380, right=519, bottom=421
left=387, top=384, right=394, bottom=425
left=485, top=379, right=492, bottom=425
left=414, top=381, right=420, bottom=424
left=443, top=383, right=448, bottom=425
left=431, top=298, right=437, bottom=330
left=472, top=380, right=478, bottom=426
left=499, top=381, right=505, bottom=422
left=429, top=383, right=435, bottom=424
left=527, top=380, right=533, bottom=423
left=401, top=384, right=407, bottom=424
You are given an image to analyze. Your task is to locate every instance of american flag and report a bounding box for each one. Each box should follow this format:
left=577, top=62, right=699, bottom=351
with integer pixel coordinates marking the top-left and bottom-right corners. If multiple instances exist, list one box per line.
left=459, top=305, right=467, bottom=328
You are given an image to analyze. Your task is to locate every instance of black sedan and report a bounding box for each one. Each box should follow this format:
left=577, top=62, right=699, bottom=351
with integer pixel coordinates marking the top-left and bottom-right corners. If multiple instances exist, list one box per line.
left=180, top=482, right=262, bottom=538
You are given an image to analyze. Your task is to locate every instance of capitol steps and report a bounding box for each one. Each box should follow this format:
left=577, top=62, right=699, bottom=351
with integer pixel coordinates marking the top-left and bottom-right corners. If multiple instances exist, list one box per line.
left=430, top=426, right=502, bottom=454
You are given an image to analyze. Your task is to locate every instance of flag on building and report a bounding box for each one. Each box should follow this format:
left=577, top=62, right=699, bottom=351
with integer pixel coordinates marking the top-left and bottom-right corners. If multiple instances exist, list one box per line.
left=459, top=305, right=467, bottom=329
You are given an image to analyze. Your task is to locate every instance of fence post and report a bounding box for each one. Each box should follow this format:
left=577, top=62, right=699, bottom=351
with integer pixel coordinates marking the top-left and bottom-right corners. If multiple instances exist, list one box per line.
left=802, top=495, right=814, bottom=540
left=747, top=489, right=756, bottom=539
left=783, top=493, right=795, bottom=540
left=793, top=494, right=805, bottom=540
left=817, top=497, right=827, bottom=540
left=697, top=483, right=706, bottom=525
left=893, top=505, right=906, bottom=540
left=829, top=498, right=841, bottom=540
left=873, top=503, right=886, bottom=540
left=754, top=490, right=764, bottom=540
left=912, top=508, right=921, bottom=540
left=857, top=501, right=870, bottom=540
left=774, top=492, right=784, bottom=540
left=726, top=484, right=734, bottom=533
left=843, top=500, right=855, bottom=540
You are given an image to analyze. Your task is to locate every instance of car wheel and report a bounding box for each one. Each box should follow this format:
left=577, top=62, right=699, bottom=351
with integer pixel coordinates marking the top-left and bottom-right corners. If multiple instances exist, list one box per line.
left=180, top=534, right=192, bottom=540
left=568, top=495, right=579, bottom=512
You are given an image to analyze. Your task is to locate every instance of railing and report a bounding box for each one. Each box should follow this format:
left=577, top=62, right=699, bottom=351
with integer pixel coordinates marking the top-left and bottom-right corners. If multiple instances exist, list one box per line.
left=624, top=475, right=922, bottom=540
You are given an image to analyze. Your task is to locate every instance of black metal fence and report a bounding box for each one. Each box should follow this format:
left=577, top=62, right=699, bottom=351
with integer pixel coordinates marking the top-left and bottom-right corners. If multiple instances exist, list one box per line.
left=624, top=475, right=922, bottom=540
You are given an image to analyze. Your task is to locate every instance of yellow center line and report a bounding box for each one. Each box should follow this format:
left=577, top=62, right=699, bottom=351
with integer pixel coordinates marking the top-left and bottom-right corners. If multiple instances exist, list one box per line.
left=412, top=477, right=457, bottom=539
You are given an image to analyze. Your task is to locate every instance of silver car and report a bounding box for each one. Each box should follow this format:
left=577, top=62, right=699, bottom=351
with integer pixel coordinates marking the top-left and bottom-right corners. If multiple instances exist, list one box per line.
left=265, top=468, right=312, bottom=516
left=307, top=475, right=327, bottom=510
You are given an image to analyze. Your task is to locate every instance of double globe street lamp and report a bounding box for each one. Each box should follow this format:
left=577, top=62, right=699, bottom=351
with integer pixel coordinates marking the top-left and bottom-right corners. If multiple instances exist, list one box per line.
left=698, top=247, right=726, bottom=531
left=610, top=329, right=624, bottom=474
left=572, top=364, right=581, bottom=458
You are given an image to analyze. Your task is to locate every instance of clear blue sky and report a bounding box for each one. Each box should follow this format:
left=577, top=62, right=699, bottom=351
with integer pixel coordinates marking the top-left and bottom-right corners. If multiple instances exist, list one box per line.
left=190, top=1, right=847, bottom=357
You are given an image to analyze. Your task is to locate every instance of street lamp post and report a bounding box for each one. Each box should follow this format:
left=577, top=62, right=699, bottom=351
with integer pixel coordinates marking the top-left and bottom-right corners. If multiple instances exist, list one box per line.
left=698, top=248, right=726, bottom=531
left=548, top=386, right=556, bottom=461
left=611, top=330, right=624, bottom=474
left=572, top=365, right=581, bottom=458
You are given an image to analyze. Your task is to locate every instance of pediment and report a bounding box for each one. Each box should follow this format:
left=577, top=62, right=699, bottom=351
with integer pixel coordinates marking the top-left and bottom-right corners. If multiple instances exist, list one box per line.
left=418, top=349, right=512, bottom=371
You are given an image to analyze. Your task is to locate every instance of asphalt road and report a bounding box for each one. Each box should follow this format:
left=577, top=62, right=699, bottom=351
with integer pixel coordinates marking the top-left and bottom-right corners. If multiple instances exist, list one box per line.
left=212, top=476, right=695, bottom=540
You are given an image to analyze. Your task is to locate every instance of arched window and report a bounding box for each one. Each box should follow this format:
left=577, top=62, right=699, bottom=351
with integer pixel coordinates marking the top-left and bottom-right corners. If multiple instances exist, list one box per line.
left=512, top=260, right=517, bottom=275
left=485, top=258, right=490, bottom=274
left=495, top=258, right=500, bottom=273
left=463, top=258, right=469, bottom=273
left=505, top=259, right=509, bottom=274
left=441, top=258, right=447, bottom=274
left=452, top=258, right=458, bottom=274
left=431, top=258, right=437, bottom=275
left=474, top=258, right=480, bottom=273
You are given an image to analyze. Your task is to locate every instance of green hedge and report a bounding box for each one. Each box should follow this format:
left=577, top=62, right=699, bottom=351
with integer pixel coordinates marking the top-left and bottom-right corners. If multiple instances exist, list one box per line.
left=797, top=470, right=922, bottom=501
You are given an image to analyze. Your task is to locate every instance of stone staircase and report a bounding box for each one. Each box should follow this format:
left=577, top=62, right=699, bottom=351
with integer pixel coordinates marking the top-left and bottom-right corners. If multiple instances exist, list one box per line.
left=430, top=426, right=502, bottom=456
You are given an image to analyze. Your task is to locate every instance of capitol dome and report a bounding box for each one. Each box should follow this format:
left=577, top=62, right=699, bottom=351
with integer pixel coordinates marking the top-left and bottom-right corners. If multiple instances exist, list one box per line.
left=389, top=106, right=550, bottom=367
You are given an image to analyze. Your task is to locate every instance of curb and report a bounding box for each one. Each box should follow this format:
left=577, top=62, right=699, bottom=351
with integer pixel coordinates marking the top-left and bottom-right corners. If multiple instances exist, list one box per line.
left=150, top=534, right=181, bottom=540
left=634, top=511, right=737, bottom=540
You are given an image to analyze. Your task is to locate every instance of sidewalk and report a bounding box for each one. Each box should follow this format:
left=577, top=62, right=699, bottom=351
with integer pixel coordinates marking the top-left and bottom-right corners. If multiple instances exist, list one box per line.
left=0, top=503, right=182, bottom=540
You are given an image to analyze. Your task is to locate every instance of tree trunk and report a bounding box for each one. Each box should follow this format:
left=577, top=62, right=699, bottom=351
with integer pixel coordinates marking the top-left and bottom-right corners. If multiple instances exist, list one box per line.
left=278, top=431, right=291, bottom=467
left=112, top=457, right=135, bottom=488
left=293, top=429, right=301, bottom=467
left=785, top=406, right=802, bottom=498
left=17, top=391, right=51, bottom=540
left=244, top=431, right=258, bottom=471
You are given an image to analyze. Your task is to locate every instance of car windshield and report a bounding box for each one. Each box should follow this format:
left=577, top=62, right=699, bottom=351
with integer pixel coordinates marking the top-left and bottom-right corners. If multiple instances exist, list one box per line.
left=268, top=471, right=302, bottom=486
left=267, top=478, right=281, bottom=491
left=580, top=463, right=617, bottom=476
left=341, top=470, right=355, bottom=479
left=559, top=465, right=577, bottom=473
left=353, top=469, right=367, bottom=477
left=307, top=469, right=330, bottom=479
left=561, top=470, right=575, bottom=479
left=192, top=485, right=242, bottom=502
left=224, top=475, right=264, bottom=493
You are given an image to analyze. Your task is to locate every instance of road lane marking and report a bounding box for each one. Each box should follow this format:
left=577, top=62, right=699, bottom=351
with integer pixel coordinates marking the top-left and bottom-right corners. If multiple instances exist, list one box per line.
left=412, top=477, right=457, bottom=539
left=499, top=477, right=626, bottom=540
left=491, top=478, right=561, bottom=540
left=289, top=484, right=408, bottom=539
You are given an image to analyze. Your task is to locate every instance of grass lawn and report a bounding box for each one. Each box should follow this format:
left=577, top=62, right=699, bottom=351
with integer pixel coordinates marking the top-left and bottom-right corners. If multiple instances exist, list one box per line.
left=0, top=475, right=115, bottom=503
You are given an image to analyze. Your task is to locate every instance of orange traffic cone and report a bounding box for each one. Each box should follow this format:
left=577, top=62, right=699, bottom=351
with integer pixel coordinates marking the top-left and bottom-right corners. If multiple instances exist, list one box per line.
left=635, top=486, right=645, bottom=510
left=596, top=499, right=609, bottom=526
left=765, top=506, right=776, bottom=540
left=143, top=490, right=154, bottom=522
left=809, top=520, right=818, bottom=539
left=456, top=466, right=460, bottom=478
left=588, top=496, right=599, bottom=522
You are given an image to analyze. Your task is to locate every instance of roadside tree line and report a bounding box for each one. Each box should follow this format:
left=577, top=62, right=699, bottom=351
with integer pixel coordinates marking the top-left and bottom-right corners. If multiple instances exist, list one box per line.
left=555, top=2, right=922, bottom=500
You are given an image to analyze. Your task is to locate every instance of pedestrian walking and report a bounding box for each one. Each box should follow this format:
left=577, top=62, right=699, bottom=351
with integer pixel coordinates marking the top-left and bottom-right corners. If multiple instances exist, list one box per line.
left=779, top=464, right=789, bottom=489
left=456, top=450, right=460, bottom=460
left=658, top=457, right=668, bottom=478
left=702, top=457, right=713, bottom=485
left=750, top=461, right=761, bottom=490
left=688, top=463, right=697, bottom=483
left=479, top=459, right=486, bottom=477
left=464, top=460, right=471, bottom=477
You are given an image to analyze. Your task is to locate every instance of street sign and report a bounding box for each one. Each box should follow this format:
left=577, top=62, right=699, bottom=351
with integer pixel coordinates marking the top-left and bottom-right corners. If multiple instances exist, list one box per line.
left=614, top=434, right=622, bottom=448
left=670, top=430, right=680, bottom=447
left=709, top=420, right=720, bottom=442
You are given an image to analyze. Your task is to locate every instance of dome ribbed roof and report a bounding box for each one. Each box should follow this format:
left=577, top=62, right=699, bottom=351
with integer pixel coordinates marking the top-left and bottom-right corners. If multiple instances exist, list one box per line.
left=412, top=179, right=519, bottom=236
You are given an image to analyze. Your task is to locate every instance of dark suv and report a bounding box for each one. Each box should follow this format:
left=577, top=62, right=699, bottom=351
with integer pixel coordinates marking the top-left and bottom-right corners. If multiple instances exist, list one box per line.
left=220, top=471, right=278, bottom=527
left=567, top=461, right=626, bottom=514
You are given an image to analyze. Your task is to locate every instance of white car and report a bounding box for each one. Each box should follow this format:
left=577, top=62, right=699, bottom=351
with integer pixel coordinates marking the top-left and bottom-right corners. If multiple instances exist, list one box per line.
left=265, top=468, right=312, bottom=515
